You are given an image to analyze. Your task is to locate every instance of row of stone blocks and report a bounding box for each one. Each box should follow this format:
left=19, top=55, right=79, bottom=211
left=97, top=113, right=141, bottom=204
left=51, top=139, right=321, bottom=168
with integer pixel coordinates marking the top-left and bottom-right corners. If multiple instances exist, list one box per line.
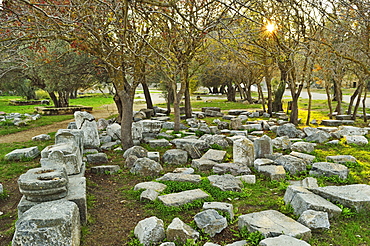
left=12, top=128, right=88, bottom=246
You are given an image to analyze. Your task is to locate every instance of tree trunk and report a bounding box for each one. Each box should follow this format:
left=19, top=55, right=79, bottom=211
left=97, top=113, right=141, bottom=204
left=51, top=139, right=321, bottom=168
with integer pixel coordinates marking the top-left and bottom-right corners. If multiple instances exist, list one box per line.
left=212, top=87, right=219, bottom=94
left=118, top=90, right=134, bottom=150
left=289, top=98, right=299, bottom=125
left=58, top=91, right=69, bottom=107
left=325, top=83, right=333, bottom=119
left=114, top=93, right=123, bottom=123
left=362, top=85, right=368, bottom=123
left=352, top=84, right=363, bottom=120
left=141, top=81, right=153, bottom=109
left=333, top=79, right=342, bottom=114
left=48, top=91, right=59, bottom=107
left=184, top=75, right=192, bottom=118
left=272, top=81, right=285, bottom=112
left=246, top=84, right=253, bottom=103
left=173, top=98, right=181, bottom=132
left=227, top=82, right=236, bottom=102
left=306, top=86, right=312, bottom=125
left=257, top=84, right=266, bottom=112
left=347, top=86, right=361, bottom=115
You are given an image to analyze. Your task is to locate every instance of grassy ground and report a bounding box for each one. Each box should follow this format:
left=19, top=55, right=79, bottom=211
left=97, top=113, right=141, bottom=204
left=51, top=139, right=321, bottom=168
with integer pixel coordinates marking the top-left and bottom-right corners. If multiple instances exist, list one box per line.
left=1, top=94, right=370, bottom=245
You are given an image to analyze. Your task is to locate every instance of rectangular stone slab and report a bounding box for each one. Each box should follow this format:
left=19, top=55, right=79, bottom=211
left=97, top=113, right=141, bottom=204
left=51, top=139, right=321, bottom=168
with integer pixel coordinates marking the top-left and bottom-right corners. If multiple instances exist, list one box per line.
left=311, top=184, right=370, bottom=212
left=238, top=210, right=311, bottom=241
left=158, top=189, right=209, bottom=206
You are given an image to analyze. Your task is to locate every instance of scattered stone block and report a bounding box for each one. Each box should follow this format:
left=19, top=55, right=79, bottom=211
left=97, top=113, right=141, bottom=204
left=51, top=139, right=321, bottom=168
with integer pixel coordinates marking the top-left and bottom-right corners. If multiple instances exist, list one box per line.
left=90, top=165, right=120, bottom=174
left=290, top=151, right=315, bottom=163
left=134, top=216, right=165, bottom=246
left=202, top=107, right=221, bottom=112
left=230, top=118, right=243, bottom=130
left=272, top=136, right=291, bottom=150
left=275, top=155, right=308, bottom=175
left=233, top=138, right=255, bottom=166
left=243, top=123, right=262, bottom=131
left=258, top=165, right=286, bottom=180
left=194, top=209, right=227, bottom=237
left=259, top=235, right=311, bottom=246
left=309, top=162, right=349, bottom=179
left=140, top=189, right=159, bottom=201
left=289, top=177, right=318, bottom=189
left=311, top=184, right=370, bottom=212
left=101, top=141, right=118, bottom=150
left=213, top=163, right=251, bottom=176
left=134, top=181, right=167, bottom=192
left=254, top=135, right=273, bottom=158
left=148, top=139, right=170, bottom=148
left=326, top=155, right=356, bottom=164
left=156, top=173, right=201, bottom=183
left=298, top=210, right=330, bottom=231
left=130, top=158, right=163, bottom=177
left=74, top=111, right=100, bottom=149
left=344, top=135, right=368, bottom=145
left=254, top=158, right=275, bottom=171
left=321, top=120, right=342, bottom=126
left=191, top=159, right=219, bottom=171
left=289, top=192, right=342, bottom=218
left=12, top=200, right=80, bottom=246
left=173, top=167, right=194, bottom=174
left=204, top=243, right=221, bottom=246
left=238, top=210, right=311, bottom=241
left=147, top=152, right=160, bottom=162
left=201, top=149, right=226, bottom=163
left=171, top=139, right=210, bottom=151
left=203, top=202, right=234, bottom=220
left=283, top=185, right=313, bottom=204
left=205, top=109, right=224, bottom=117
left=32, top=134, right=51, bottom=141
left=337, top=126, right=368, bottom=136
left=123, top=146, right=148, bottom=159
left=237, top=175, right=256, bottom=184
left=208, top=174, right=243, bottom=192
left=158, top=189, right=209, bottom=206
left=291, top=142, right=316, bottom=153
left=166, top=217, right=199, bottom=243
left=86, top=153, right=108, bottom=164
left=125, top=155, right=138, bottom=168
left=5, top=146, right=40, bottom=161
left=163, top=149, right=188, bottom=165
left=276, top=123, right=305, bottom=138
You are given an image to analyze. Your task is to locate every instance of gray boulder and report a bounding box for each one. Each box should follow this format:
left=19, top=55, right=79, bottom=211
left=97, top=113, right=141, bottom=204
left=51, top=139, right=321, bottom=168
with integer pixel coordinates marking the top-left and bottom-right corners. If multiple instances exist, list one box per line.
left=97, top=118, right=109, bottom=130
left=5, top=146, right=40, bottom=161
left=276, top=123, right=305, bottom=138
left=123, top=146, right=148, bottom=159
left=163, top=149, right=188, bottom=165
left=203, top=202, right=234, bottom=220
left=259, top=235, right=311, bottom=246
left=106, top=123, right=121, bottom=140
left=32, top=134, right=51, bottom=141
left=12, top=200, right=80, bottom=246
left=344, top=135, right=368, bottom=145
left=140, top=189, right=159, bottom=202
left=194, top=209, right=227, bottom=237
left=254, top=135, right=273, bottom=158
left=158, top=189, right=209, bottom=206
left=309, top=162, right=349, bottom=179
left=134, top=216, right=165, bottom=246
left=297, top=210, right=330, bottom=231
left=130, top=157, right=163, bottom=176
left=311, top=184, right=370, bottom=212
left=208, top=174, right=243, bottom=192
left=275, top=155, right=308, bottom=175
left=166, top=217, right=199, bottom=243
left=305, top=131, right=330, bottom=143
left=125, top=155, right=138, bottom=168
left=238, top=210, right=311, bottom=241
left=272, top=136, right=291, bottom=150
left=156, top=173, right=201, bottom=183
left=86, top=153, right=108, bottom=164
left=291, top=142, right=316, bottom=153
left=233, top=138, right=255, bottom=166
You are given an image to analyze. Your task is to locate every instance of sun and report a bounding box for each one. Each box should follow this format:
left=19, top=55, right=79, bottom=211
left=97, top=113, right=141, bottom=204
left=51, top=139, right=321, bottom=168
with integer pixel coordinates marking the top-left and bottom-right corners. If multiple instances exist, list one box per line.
left=265, top=22, right=277, bottom=33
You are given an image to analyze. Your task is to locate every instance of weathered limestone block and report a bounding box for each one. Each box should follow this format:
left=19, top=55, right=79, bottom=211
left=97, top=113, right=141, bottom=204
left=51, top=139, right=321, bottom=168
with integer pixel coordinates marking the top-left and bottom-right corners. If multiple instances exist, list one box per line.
left=130, top=158, right=163, bottom=176
left=90, top=165, right=120, bottom=174
left=18, top=167, right=68, bottom=202
left=12, top=200, right=80, bottom=246
left=134, top=216, right=165, bottom=246
left=233, top=138, right=255, bottom=166
left=41, top=143, right=82, bottom=175
left=201, top=149, right=226, bottom=163
left=86, top=153, right=108, bottom=164
left=194, top=209, right=227, bottom=237
left=336, top=126, right=368, bottom=137
left=289, top=177, right=318, bottom=189
left=276, top=123, right=305, bottom=138
left=191, top=159, right=219, bottom=171
left=311, top=184, right=370, bottom=212
left=259, top=235, right=311, bottom=246
left=254, top=135, right=273, bottom=158
left=148, top=139, right=170, bottom=148
left=140, top=189, right=159, bottom=201
left=32, top=134, right=51, bottom=141
left=5, top=146, right=40, bottom=161
left=289, top=152, right=316, bottom=163
left=230, top=118, right=243, bottom=130
left=275, top=155, right=308, bottom=175
left=158, top=189, right=209, bottom=206
left=163, top=149, right=188, bottom=165
left=344, top=135, right=369, bottom=145
left=156, top=173, right=202, bottom=183
left=203, top=202, right=234, bottom=220
left=272, top=136, right=291, bottom=150
left=74, top=111, right=100, bottom=148
left=134, top=181, right=167, bottom=192
left=166, top=217, right=199, bottom=243
left=254, top=158, right=275, bottom=171
left=291, top=142, right=316, bottom=153
left=171, top=139, right=210, bottom=151
left=208, top=174, right=243, bottom=192
left=309, top=162, right=349, bottom=179
left=238, top=210, right=311, bottom=241
left=55, top=129, right=84, bottom=157
left=297, top=210, right=330, bottom=231
left=123, top=146, right=148, bottom=159
left=258, top=165, right=286, bottom=181
left=326, top=155, right=357, bottom=164
left=213, top=163, right=251, bottom=176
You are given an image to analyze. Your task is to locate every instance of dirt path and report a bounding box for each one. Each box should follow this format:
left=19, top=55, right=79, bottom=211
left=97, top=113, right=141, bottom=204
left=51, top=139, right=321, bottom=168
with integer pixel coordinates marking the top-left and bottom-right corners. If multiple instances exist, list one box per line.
left=0, top=103, right=148, bottom=144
